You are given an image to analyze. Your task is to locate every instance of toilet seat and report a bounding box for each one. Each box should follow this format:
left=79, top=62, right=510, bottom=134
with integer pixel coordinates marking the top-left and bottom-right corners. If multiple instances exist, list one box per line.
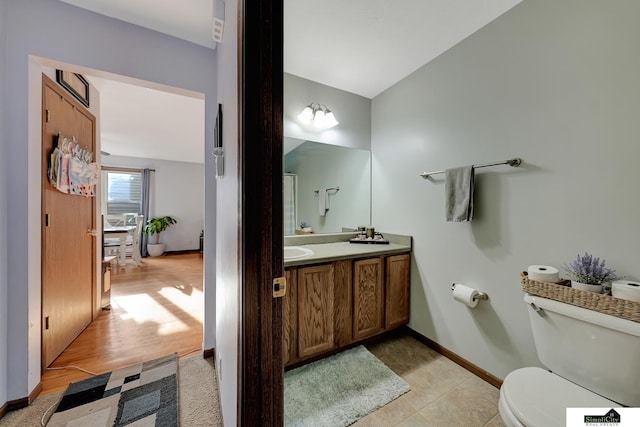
left=501, top=367, right=617, bottom=427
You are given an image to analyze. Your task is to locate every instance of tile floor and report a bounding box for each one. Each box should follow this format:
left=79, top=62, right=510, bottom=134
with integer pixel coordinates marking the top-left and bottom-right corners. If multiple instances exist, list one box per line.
left=354, top=334, right=507, bottom=427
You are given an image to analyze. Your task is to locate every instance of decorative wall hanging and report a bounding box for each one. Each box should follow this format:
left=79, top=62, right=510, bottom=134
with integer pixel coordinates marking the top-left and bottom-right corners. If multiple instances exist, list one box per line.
left=48, top=133, right=99, bottom=197
left=56, top=70, right=90, bottom=107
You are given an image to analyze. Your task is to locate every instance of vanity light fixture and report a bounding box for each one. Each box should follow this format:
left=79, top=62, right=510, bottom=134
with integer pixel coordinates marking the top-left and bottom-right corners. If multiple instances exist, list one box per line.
left=297, top=103, right=339, bottom=129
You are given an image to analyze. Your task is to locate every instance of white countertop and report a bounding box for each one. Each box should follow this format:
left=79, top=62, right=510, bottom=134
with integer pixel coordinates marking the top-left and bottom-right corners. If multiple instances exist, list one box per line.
left=284, top=241, right=411, bottom=267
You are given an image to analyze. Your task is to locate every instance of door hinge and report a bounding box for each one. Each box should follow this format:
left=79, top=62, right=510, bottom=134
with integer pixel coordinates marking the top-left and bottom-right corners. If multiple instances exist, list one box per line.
left=273, top=277, right=286, bottom=298
left=45, top=316, right=50, bottom=330
left=45, top=109, right=50, bottom=123
left=45, top=213, right=50, bottom=227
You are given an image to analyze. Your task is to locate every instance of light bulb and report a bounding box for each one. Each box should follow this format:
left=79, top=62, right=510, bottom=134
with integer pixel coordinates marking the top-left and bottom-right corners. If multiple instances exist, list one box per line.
left=313, top=110, right=324, bottom=129
left=313, top=109, right=325, bottom=128
left=324, top=111, right=339, bottom=128
left=297, top=105, right=313, bottom=123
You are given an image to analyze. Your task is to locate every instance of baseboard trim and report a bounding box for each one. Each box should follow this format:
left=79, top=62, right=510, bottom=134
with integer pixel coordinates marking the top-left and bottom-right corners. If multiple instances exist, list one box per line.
left=29, top=382, right=43, bottom=405
left=6, top=381, right=42, bottom=413
left=163, top=249, right=201, bottom=256
left=404, top=327, right=503, bottom=389
left=203, top=348, right=215, bottom=359
left=0, top=402, right=7, bottom=420
left=6, top=396, right=28, bottom=412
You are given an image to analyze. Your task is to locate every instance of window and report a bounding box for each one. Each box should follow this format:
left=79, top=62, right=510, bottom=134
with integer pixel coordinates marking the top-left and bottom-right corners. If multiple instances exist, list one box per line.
left=102, top=170, right=143, bottom=217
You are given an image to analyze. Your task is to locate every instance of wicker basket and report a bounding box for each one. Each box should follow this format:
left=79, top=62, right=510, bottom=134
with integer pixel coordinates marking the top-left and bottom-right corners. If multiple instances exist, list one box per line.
left=521, top=276, right=640, bottom=323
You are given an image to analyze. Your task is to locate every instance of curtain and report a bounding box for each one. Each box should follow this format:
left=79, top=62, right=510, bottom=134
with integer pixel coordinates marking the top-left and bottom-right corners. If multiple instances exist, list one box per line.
left=140, top=168, right=152, bottom=257
left=283, top=174, right=297, bottom=235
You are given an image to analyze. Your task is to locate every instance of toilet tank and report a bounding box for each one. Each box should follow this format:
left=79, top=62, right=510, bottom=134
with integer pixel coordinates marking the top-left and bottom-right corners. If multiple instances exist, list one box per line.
left=525, top=293, right=640, bottom=406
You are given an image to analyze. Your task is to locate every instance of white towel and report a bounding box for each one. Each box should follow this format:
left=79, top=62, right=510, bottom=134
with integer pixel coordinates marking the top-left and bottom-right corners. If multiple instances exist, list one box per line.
left=318, top=188, right=329, bottom=216
left=445, top=166, right=474, bottom=222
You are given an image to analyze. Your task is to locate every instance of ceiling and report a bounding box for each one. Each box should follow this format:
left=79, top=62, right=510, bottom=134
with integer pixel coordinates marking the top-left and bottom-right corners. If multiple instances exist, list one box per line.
left=87, top=76, right=205, bottom=163
left=59, top=0, right=521, bottom=162
left=285, top=0, right=521, bottom=99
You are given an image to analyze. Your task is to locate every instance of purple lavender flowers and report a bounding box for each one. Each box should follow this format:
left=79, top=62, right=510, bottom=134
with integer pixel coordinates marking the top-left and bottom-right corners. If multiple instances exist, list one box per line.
left=564, top=252, right=618, bottom=285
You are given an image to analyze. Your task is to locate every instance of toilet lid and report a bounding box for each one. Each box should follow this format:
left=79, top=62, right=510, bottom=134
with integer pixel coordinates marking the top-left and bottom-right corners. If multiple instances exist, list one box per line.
left=502, top=367, right=617, bottom=427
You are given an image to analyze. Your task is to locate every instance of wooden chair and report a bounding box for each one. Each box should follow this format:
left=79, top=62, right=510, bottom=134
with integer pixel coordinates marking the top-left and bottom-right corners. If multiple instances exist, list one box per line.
left=128, top=215, right=144, bottom=266
left=103, top=214, right=143, bottom=266
left=104, top=214, right=126, bottom=227
left=103, top=215, right=124, bottom=258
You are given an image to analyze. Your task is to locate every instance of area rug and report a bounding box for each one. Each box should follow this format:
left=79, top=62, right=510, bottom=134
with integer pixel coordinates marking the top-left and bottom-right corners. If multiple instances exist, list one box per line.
left=284, top=345, right=410, bottom=427
left=46, top=353, right=178, bottom=426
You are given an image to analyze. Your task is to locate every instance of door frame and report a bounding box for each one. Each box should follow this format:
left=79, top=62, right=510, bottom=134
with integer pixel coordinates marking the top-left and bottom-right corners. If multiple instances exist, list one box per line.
left=240, top=0, right=284, bottom=424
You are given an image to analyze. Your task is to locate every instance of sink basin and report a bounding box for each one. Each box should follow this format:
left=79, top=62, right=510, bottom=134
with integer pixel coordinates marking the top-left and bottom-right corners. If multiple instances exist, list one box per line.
left=284, top=246, right=314, bottom=260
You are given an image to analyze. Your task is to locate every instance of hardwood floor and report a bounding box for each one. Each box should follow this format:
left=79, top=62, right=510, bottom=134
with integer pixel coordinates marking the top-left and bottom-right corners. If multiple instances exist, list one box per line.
left=40, top=253, right=204, bottom=395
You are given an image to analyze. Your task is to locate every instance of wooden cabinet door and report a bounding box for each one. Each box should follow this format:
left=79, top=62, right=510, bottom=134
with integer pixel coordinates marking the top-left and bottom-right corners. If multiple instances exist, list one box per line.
left=297, top=264, right=335, bottom=359
left=333, top=260, right=353, bottom=349
left=42, top=75, right=96, bottom=368
left=353, top=257, right=384, bottom=341
left=283, top=268, right=297, bottom=365
left=385, top=254, right=410, bottom=328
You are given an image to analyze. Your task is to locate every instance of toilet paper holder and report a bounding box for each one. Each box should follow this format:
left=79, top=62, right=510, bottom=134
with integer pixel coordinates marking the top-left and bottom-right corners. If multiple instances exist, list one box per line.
left=451, top=283, right=489, bottom=302
left=474, top=292, right=489, bottom=301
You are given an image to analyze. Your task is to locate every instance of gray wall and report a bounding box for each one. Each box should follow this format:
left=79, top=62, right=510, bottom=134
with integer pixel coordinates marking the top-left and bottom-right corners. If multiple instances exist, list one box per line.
left=285, top=73, right=371, bottom=150
left=2, top=0, right=216, bottom=402
left=0, top=0, right=8, bottom=407
left=102, top=156, right=204, bottom=252
left=372, top=0, right=640, bottom=380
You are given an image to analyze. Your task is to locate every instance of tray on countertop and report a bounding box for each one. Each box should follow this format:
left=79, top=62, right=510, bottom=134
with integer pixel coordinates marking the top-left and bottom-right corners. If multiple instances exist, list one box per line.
left=349, top=238, right=390, bottom=244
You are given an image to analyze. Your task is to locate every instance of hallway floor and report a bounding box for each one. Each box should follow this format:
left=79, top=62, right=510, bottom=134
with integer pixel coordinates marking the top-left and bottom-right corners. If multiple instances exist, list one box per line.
left=41, top=253, right=204, bottom=395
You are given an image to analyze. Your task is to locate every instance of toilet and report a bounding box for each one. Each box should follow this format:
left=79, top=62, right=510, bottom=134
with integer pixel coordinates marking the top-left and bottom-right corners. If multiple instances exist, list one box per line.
left=499, top=293, right=640, bottom=427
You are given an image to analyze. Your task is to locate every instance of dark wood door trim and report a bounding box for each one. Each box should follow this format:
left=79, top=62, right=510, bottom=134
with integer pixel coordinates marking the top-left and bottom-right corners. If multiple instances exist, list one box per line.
left=241, top=0, right=284, bottom=425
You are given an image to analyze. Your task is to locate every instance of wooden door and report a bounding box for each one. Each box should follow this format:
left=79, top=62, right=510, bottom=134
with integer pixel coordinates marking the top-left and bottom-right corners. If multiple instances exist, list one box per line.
left=240, top=0, right=284, bottom=423
left=385, top=254, right=411, bottom=328
left=353, top=257, right=384, bottom=341
left=297, top=264, right=335, bottom=359
left=41, top=74, right=96, bottom=368
left=241, top=0, right=284, bottom=423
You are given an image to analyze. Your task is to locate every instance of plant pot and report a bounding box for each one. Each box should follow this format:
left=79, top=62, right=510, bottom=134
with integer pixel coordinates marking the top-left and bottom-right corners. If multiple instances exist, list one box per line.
left=147, top=243, right=165, bottom=257
left=571, top=280, right=603, bottom=293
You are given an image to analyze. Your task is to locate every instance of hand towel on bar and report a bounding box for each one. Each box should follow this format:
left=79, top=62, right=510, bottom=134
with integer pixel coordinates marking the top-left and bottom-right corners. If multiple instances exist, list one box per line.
left=318, top=188, right=329, bottom=216
left=445, top=166, right=475, bottom=222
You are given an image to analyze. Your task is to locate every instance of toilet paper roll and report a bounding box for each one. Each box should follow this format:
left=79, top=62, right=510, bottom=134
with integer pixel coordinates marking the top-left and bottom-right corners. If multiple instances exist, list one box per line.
left=452, top=284, right=479, bottom=308
left=527, top=265, right=560, bottom=283
left=612, top=280, right=640, bottom=302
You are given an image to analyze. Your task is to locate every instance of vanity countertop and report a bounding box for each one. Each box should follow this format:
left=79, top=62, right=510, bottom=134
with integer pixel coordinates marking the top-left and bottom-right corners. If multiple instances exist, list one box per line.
left=284, top=234, right=411, bottom=267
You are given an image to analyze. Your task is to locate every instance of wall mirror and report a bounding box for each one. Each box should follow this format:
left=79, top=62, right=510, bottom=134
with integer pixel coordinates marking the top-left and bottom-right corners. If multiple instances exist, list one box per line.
left=284, top=137, right=371, bottom=235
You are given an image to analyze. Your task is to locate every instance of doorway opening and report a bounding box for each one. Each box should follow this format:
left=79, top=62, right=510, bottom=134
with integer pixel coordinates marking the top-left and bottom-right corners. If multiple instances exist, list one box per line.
left=35, top=58, right=208, bottom=394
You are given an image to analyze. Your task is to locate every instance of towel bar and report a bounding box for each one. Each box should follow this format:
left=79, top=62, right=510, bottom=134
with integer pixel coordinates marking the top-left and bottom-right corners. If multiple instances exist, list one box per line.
left=420, top=158, right=522, bottom=179
left=313, top=186, right=340, bottom=195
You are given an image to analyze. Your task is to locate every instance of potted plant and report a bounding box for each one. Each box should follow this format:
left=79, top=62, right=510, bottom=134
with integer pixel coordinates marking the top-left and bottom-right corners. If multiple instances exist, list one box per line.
left=564, top=252, right=619, bottom=293
left=143, top=216, right=177, bottom=257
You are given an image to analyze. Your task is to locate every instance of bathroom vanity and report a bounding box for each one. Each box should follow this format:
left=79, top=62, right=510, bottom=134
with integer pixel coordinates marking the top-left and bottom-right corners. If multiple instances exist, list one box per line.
left=283, top=233, right=412, bottom=367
